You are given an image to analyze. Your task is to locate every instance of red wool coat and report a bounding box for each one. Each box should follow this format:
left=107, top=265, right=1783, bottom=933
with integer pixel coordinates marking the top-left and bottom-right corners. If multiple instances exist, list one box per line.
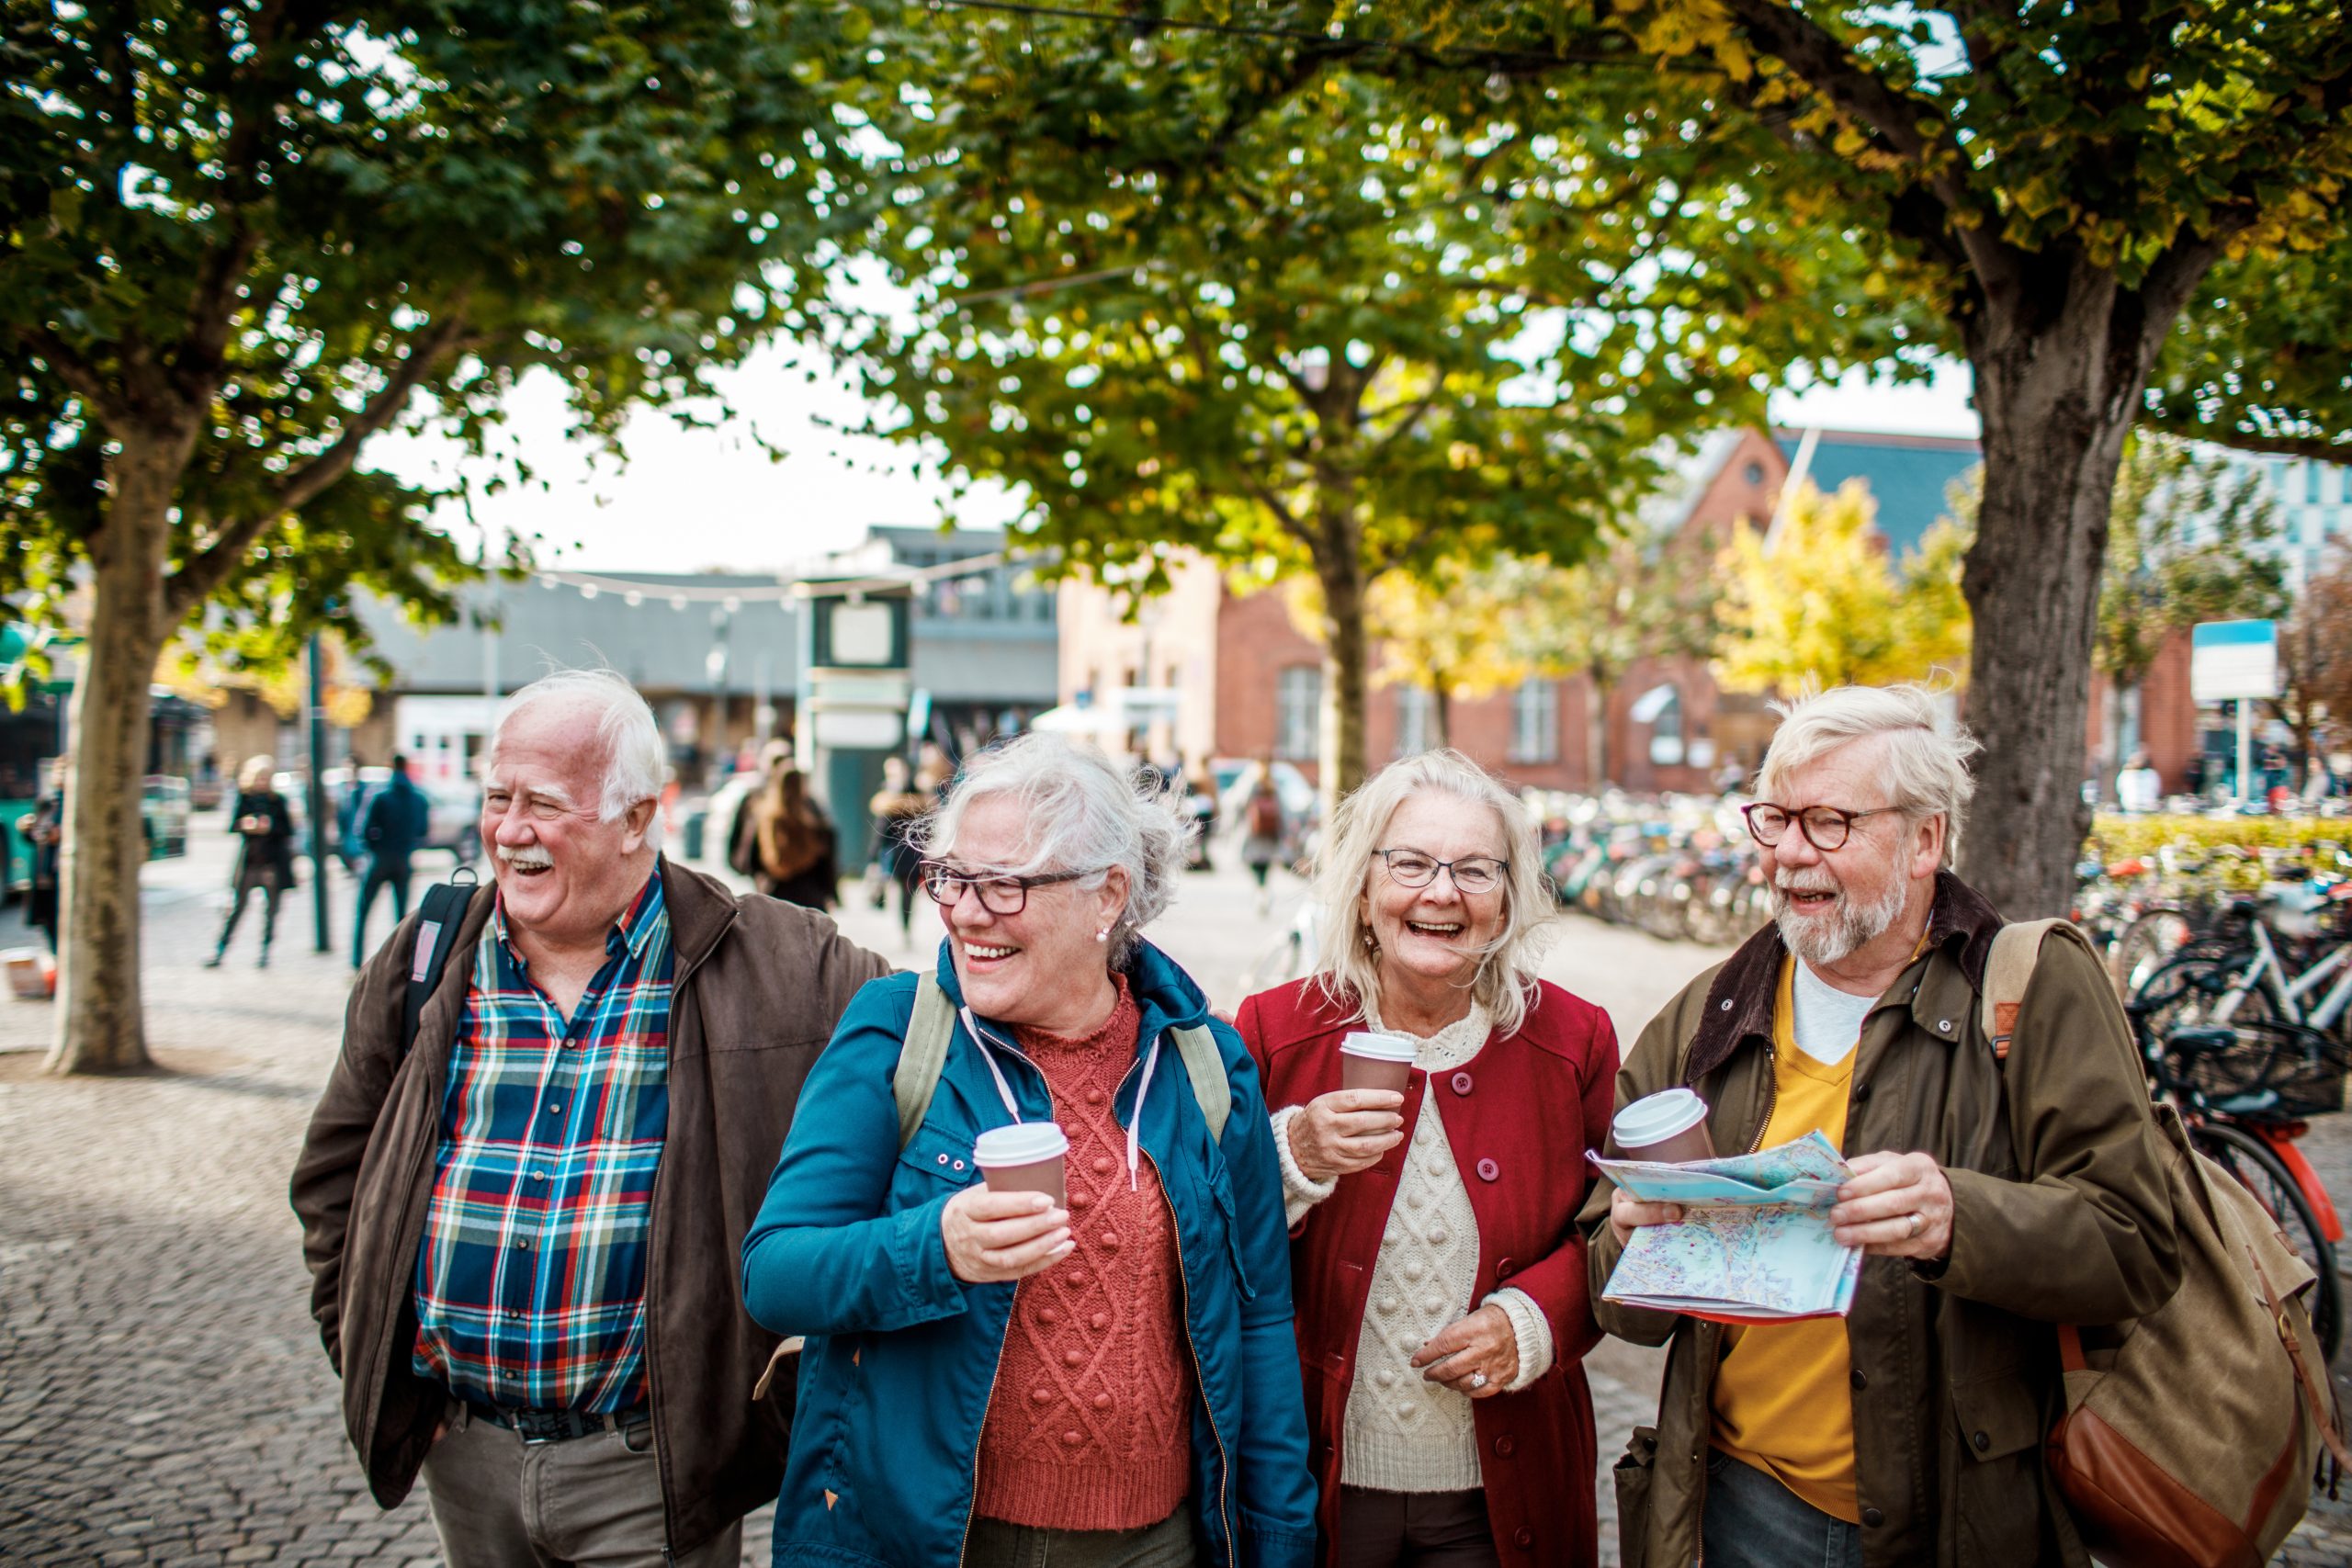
left=1238, top=977, right=1618, bottom=1568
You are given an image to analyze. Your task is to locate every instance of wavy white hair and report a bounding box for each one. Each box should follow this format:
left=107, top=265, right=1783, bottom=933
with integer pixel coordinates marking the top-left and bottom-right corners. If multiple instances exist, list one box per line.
left=487, top=668, right=667, bottom=852
left=1309, top=749, right=1555, bottom=1035
left=1757, top=683, right=1980, bottom=867
left=918, top=733, right=1195, bottom=971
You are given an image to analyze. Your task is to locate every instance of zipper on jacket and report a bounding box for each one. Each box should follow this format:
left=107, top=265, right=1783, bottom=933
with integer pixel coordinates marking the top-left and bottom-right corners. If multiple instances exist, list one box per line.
left=1744, top=1044, right=1778, bottom=1155
left=955, top=1314, right=1017, bottom=1563
left=1141, top=1144, right=1236, bottom=1564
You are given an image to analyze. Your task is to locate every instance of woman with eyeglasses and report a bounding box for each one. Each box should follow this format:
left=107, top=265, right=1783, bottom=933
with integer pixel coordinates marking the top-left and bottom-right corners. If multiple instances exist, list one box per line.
left=742, top=732, right=1317, bottom=1568
left=1236, top=750, right=1617, bottom=1568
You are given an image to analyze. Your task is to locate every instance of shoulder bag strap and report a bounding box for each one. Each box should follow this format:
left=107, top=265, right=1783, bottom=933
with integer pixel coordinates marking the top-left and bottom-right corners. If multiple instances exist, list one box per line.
left=894, top=972, right=959, bottom=1151
left=399, top=873, right=481, bottom=1061
left=1979, top=917, right=2064, bottom=1062
left=1171, top=1024, right=1230, bottom=1145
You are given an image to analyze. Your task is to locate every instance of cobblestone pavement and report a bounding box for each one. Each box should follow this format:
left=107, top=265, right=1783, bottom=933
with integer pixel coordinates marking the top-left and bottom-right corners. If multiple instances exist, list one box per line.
left=3, top=819, right=2348, bottom=1564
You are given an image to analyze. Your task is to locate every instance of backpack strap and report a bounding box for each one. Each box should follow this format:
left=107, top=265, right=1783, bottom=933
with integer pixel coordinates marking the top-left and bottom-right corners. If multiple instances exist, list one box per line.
left=1171, top=1023, right=1230, bottom=1145
left=1979, top=918, right=2064, bottom=1061
left=399, top=871, right=481, bottom=1061
left=894, top=972, right=959, bottom=1151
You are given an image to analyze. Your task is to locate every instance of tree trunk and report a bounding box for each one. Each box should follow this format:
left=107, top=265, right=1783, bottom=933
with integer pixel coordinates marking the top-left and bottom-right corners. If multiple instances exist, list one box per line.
left=43, top=427, right=187, bottom=1076
left=1587, top=670, right=1612, bottom=789
left=1311, top=504, right=1369, bottom=825
left=1431, top=684, right=1452, bottom=750
left=1958, top=261, right=2199, bottom=917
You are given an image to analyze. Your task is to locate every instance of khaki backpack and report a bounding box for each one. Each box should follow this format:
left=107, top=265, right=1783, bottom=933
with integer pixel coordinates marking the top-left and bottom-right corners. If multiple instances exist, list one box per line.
left=1984, top=919, right=2348, bottom=1568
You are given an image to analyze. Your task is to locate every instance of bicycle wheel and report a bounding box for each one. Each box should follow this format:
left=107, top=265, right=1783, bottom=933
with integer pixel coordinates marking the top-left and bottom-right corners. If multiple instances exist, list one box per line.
left=2192, top=1121, right=2342, bottom=1359
left=2110, top=908, right=2199, bottom=998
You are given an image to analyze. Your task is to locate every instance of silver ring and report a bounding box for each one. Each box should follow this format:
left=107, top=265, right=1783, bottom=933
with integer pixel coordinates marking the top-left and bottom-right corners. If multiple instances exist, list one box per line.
left=1469, top=1371, right=1488, bottom=1390
left=1906, top=1212, right=1925, bottom=1240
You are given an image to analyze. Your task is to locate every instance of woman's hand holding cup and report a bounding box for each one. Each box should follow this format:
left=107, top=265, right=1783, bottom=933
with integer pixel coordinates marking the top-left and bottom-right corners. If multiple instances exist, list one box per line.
left=941, top=1187, right=1073, bottom=1283
left=1290, top=1089, right=1406, bottom=1183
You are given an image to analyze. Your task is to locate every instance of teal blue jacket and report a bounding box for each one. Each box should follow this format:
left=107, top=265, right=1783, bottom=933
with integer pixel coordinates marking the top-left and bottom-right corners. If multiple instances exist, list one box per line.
left=741, top=941, right=1318, bottom=1568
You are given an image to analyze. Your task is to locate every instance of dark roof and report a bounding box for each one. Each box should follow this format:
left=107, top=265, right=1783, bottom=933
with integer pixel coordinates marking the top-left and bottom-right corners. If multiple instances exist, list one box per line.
left=1775, top=429, right=1982, bottom=556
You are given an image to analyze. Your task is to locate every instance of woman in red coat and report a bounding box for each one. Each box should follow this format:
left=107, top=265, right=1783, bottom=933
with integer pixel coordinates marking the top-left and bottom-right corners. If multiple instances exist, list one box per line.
left=1238, top=750, right=1617, bottom=1568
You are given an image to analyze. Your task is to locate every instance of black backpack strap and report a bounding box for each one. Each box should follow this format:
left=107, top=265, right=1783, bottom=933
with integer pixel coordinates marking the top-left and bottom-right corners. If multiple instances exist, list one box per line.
left=400, top=869, right=481, bottom=1060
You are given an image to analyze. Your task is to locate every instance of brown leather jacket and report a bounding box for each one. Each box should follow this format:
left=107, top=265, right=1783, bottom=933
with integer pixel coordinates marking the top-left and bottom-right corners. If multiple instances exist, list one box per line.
left=1578, top=873, right=2183, bottom=1568
left=289, top=858, right=892, bottom=1556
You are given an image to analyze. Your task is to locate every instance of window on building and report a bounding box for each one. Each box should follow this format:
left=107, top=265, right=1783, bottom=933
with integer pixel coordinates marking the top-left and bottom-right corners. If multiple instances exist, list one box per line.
left=1275, top=667, right=1321, bottom=761
left=1510, top=679, right=1560, bottom=763
left=1394, top=686, right=1434, bottom=758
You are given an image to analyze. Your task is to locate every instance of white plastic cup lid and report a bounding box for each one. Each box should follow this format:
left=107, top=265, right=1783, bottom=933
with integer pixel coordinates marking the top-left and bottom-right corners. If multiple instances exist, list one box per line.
left=973, top=1122, right=1070, bottom=1168
left=1612, top=1089, right=1709, bottom=1150
left=1340, top=1031, right=1418, bottom=1064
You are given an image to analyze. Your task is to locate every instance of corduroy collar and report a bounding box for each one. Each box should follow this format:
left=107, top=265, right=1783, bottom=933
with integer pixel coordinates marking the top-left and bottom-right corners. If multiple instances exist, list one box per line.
left=1683, top=869, right=2005, bottom=1085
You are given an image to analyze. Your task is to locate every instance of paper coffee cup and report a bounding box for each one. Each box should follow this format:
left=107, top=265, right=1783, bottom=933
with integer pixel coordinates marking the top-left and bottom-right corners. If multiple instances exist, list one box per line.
left=1611, top=1088, right=1714, bottom=1164
left=1340, top=1031, right=1416, bottom=1095
left=973, top=1122, right=1070, bottom=1206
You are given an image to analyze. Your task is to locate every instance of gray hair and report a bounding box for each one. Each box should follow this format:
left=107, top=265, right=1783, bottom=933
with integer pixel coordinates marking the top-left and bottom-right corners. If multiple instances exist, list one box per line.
left=488, top=668, right=667, bottom=852
left=918, top=733, right=1194, bottom=971
left=1757, top=683, right=1980, bottom=867
left=1309, top=750, right=1555, bottom=1036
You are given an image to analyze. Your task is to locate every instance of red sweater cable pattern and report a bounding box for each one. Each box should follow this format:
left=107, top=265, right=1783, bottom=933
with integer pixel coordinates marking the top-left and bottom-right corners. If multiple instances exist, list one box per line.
left=973, top=976, right=1194, bottom=1530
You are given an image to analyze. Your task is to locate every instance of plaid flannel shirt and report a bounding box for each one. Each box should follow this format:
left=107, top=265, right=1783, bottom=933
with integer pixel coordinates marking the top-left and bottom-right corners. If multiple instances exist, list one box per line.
left=411, top=874, right=673, bottom=1413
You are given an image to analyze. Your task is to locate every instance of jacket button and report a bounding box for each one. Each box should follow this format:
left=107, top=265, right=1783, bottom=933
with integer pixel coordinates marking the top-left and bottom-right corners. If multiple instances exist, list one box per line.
left=1513, top=1527, right=1534, bottom=1549
left=1850, top=1369, right=1867, bottom=1391
left=1853, top=1082, right=1871, bottom=1103
left=1476, top=1157, right=1499, bottom=1182
left=1452, top=1070, right=1475, bottom=1095
left=1493, top=1435, right=1516, bottom=1457
left=1973, top=1430, right=1991, bottom=1451
left=1495, top=1257, right=1516, bottom=1280
left=936, top=1153, right=950, bottom=1165
left=1720, top=999, right=1734, bottom=1011
left=1937, top=1020, right=1952, bottom=1033
left=1861, top=1507, right=1885, bottom=1528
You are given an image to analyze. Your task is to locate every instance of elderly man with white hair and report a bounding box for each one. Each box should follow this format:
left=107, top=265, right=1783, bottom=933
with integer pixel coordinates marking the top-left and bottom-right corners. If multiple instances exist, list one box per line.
left=293, top=668, right=892, bottom=1568
left=1582, top=684, right=2182, bottom=1568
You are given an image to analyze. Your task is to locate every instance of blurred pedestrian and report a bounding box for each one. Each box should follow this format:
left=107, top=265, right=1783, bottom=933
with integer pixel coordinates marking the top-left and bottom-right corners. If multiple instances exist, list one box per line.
left=2115, top=749, right=2162, bottom=814
left=1238, top=749, right=1614, bottom=1568
left=727, top=738, right=792, bottom=881
left=865, top=755, right=929, bottom=945
left=335, top=754, right=370, bottom=872
left=1184, top=757, right=1218, bottom=871
left=207, top=754, right=297, bottom=969
left=748, top=765, right=838, bottom=909
left=17, top=758, right=63, bottom=953
left=292, top=668, right=890, bottom=1568
left=350, top=753, right=429, bottom=969
left=742, top=732, right=1316, bottom=1568
left=1242, top=763, right=1286, bottom=915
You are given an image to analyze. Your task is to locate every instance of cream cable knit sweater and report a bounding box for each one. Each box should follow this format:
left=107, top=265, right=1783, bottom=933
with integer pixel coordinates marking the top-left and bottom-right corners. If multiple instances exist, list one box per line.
left=1270, top=1004, right=1556, bottom=1494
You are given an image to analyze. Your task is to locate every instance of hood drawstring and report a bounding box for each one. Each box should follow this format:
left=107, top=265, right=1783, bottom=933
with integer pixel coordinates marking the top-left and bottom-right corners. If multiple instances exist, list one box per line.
left=960, top=1000, right=1159, bottom=1190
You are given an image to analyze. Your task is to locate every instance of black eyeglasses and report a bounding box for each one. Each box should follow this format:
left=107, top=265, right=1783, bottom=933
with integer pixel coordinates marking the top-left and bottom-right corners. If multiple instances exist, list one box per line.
left=920, top=862, right=1096, bottom=915
left=1740, top=802, right=1904, bottom=852
left=1374, top=848, right=1508, bottom=895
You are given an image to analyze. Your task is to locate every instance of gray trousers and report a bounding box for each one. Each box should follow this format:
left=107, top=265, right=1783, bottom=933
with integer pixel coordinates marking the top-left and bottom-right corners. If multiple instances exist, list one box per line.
left=965, top=1504, right=1199, bottom=1568
left=418, top=1402, right=741, bottom=1568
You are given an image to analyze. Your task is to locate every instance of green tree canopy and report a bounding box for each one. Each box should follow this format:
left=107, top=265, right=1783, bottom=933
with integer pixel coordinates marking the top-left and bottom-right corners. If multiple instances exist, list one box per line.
left=3, top=0, right=864, bottom=1071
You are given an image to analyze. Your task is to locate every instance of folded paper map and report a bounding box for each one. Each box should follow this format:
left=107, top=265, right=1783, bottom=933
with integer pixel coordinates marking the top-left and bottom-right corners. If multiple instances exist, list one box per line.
left=1592, top=1132, right=1863, bottom=1323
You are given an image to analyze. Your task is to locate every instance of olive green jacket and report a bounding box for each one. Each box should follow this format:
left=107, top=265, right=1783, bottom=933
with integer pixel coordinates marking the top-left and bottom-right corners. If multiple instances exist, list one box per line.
left=1578, top=873, right=2182, bottom=1568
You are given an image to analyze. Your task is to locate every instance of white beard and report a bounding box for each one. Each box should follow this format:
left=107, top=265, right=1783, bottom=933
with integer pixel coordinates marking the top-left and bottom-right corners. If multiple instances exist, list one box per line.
left=1769, top=866, right=1910, bottom=968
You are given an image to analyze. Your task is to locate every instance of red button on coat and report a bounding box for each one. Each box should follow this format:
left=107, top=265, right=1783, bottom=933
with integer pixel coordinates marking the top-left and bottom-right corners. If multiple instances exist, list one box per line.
left=1513, top=1527, right=1534, bottom=1549
left=1451, top=1070, right=1475, bottom=1095
left=1493, top=1435, right=1516, bottom=1457
left=1476, top=1157, right=1499, bottom=1182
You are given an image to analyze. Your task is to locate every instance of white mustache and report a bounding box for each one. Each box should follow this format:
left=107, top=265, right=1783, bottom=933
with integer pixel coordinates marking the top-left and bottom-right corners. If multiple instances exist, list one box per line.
left=498, top=846, right=553, bottom=870
left=1773, top=870, right=1840, bottom=895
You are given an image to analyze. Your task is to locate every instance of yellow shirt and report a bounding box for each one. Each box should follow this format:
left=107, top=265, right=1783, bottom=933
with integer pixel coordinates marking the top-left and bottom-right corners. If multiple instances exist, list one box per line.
left=1708, top=954, right=1860, bottom=1523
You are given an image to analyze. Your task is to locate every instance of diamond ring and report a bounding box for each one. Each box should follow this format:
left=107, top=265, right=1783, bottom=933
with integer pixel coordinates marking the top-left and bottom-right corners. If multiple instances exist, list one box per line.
left=1469, top=1371, right=1488, bottom=1390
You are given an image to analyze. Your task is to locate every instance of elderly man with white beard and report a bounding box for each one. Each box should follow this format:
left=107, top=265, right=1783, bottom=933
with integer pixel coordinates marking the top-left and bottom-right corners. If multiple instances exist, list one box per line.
left=293, top=669, right=891, bottom=1568
left=1579, top=684, right=2180, bottom=1568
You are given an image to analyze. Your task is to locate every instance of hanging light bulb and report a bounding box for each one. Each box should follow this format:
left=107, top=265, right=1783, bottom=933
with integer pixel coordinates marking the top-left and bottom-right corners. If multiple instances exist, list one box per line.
left=1485, top=71, right=1511, bottom=103
left=1128, top=28, right=1158, bottom=68
left=729, top=0, right=754, bottom=25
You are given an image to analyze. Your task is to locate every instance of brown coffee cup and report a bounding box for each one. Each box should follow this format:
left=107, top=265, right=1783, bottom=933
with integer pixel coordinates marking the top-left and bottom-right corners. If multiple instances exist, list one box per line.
left=973, top=1123, right=1071, bottom=1208
left=1339, top=1031, right=1415, bottom=1095
left=1612, top=1089, right=1716, bottom=1165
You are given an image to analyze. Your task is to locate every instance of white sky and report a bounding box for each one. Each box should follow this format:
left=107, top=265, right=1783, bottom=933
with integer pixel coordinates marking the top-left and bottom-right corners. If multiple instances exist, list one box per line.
left=368, top=348, right=1978, bottom=574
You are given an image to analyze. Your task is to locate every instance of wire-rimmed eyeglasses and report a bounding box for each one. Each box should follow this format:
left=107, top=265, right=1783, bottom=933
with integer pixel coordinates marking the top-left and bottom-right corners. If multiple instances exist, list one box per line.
left=920, top=861, right=1097, bottom=915
left=1373, top=848, right=1508, bottom=895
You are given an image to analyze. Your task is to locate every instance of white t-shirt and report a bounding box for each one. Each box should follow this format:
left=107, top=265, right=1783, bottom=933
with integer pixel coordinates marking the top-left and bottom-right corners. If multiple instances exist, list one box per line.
left=1790, top=957, right=1877, bottom=1065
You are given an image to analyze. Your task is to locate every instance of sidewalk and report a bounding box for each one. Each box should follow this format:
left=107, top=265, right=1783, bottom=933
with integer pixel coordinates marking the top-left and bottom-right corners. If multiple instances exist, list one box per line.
left=1, top=823, right=2346, bottom=1563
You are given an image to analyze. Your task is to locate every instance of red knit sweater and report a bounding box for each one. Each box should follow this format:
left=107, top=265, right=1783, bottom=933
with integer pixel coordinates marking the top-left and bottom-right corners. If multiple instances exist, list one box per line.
left=974, top=977, right=1194, bottom=1530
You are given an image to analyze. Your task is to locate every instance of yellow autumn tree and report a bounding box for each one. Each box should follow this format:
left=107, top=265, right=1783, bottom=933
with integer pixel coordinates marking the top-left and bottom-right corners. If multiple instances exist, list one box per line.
left=1714, top=479, right=1972, bottom=694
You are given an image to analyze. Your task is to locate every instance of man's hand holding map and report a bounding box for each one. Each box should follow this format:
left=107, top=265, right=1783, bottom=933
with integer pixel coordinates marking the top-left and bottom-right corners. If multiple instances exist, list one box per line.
left=1592, top=1131, right=1863, bottom=1323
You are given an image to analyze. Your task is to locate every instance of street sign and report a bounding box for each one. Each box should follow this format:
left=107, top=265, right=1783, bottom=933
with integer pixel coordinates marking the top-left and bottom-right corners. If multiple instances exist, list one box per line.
left=2190, top=620, right=2279, bottom=702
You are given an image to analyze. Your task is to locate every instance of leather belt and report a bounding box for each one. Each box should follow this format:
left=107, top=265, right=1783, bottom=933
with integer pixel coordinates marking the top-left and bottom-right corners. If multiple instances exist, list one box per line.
left=464, top=1400, right=650, bottom=1444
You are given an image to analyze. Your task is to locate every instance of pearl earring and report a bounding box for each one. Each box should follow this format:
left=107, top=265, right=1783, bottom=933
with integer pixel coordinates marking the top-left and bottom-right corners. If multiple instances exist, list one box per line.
left=1096, top=928, right=1111, bottom=943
